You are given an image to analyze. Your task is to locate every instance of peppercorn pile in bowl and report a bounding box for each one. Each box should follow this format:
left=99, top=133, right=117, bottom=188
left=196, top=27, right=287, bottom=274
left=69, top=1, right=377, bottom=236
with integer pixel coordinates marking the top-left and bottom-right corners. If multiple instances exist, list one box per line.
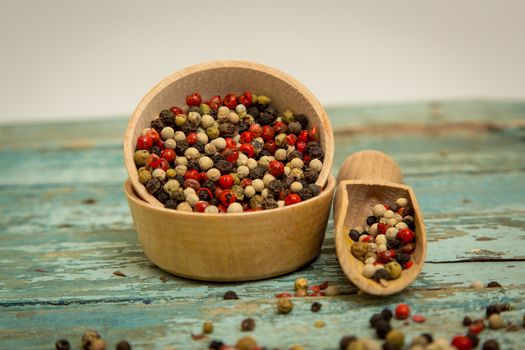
left=133, top=90, right=325, bottom=213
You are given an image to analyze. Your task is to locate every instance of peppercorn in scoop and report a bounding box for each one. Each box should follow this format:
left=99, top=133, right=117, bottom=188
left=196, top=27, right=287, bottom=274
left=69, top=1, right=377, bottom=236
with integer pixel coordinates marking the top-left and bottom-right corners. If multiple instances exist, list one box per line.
left=134, top=91, right=324, bottom=213
left=349, top=197, right=416, bottom=283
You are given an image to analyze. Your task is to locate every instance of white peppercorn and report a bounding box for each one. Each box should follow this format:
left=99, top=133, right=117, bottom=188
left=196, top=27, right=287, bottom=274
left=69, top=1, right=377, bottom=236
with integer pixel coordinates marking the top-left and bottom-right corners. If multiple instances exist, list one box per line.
left=196, top=132, right=208, bottom=144
left=309, top=158, right=323, bottom=172
left=184, top=147, right=200, bottom=160
left=204, top=143, right=217, bottom=155
left=275, top=149, right=287, bottom=161
left=395, top=222, right=408, bottom=230
left=235, top=104, right=247, bottom=116
left=201, top=114, right=215, bottom=129
left=229, top=111, right=240, bottom=124
left=365, top=256, right=376, bottom=264
left=163, top=180, right=180, bottom=196
left=164, top=139, right=176, bottom=149
left=368, top=243, right=378, bottom=253
left=404, top=215, right=414, bottom=222
left=244, top=186, right=256, bottom=198
left=385, top=227, right=399, bottom=240
left=187, top=111, right=201, bottom=125
left=199, top=156, right=214, bottom=171
left=384, top=210, right=395, bottom=219
left=290, top=168, right=304, bottom=180
left=258, top=155, right=273, bottom=168
left=177, top=202, right=193, bottom=212
left=290, top=181, right=303, bottom=193
left=394, top=213, right=403, bottom=221
left=174, top=131, right=186, bottom=142
left=175, top=165, right=187, bottom=176
left=369, top=223, right=379, bottom=236
left=375, top=234, right=387, bottom=246
left=237, top=165, right=250, bottom=178
left=227, top=202, right=243, bottom=213
left=183, top=187, right=196, bottom=197
left=362, top=264, right=377, bottom=278
left=396, top=197, right=409, bottom=207
left=211, top=137, right=226, bottom=150
left=175, top=157, right=188, bottom=166
left=263, top=174, right=276, bottom=187
left=387, top=218, right=398, bottom=226
left=246, top=158, right=258, bottom=170
left=379, top=217, right=389, bottom=224
left=186, top=193, right=199, bottom=207
left=252, top=179, right=265, bottom=192
left=237, top=153, right=248, bottom=166
left=161, top=127, right=175, bottom=140
left=284, top=166, right=291, bottom=176
left=206, top=168, right=221, bottom=182
left=277, top=200, right=285, bottom=207
left=354, top=226, right=364, bottom=233
left=377, top=244, right=387, bottom=253
left=152, top=168, right=166, bottom=181
left=290, top=158, right=304, bottom=169
left=217, top=106, right=230, bottom=122
left=205, top=205, right=219, bottom=214
left=372, top=204, right=386, bottom=217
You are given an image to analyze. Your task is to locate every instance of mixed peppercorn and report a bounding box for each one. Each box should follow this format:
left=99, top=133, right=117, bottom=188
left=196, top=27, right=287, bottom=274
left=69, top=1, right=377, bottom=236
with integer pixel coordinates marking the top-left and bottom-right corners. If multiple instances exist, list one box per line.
left=349, top=197, right=416, bottom=283
left=133, top=91, right=325, bottom=213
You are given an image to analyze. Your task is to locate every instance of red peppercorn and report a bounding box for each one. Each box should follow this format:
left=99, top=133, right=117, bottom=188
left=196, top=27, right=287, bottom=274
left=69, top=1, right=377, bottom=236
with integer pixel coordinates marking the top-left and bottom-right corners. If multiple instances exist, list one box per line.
left=145, top=129, right=160, bottom=143
left=183, top=179, right=200, bottom=190
left=451, top=335, right=473, bottom=350
left=222, top=148, right=239, bottom=163
left=318, top=281, right=329, bottom=290
left=361, top=235, right=372, bottom=243
left=261, top=125, right=275, bottom=141
left=400, top=243, right=415, bottom=254
left=275, top=292, right=292, bottom=298
left=223, top=93, right=237, bottom=109
left=296, top=141, right=307, bottom=153
left=249, top=124, right=263, bottom=137
left=186, top=132, right=197, bottom=145
left=285, top=194, right=302, bottom=206
left=377, top=223, right=389, bottom=235
left=146, top=154, right=160, bottom=168
left=412, top=315, right=426, bottom=323
left=218, top=204, right=227, bottom=213
left=309, top=126, right=319, bottom=142
left=239, top=143, right=255, bottom=158
left=384, top=204, right=390, bottom=210
left=208, top=95, right=222, bottom=110
left=214, top=187, right=223, bottom=198
left=219, top=175, right=234, bottom=189
left=160, top=149, right=176, bottom=162
left=240, top=131, right=254, bottom=144
left=469, top=321, right=484, bottom=335
left=273, top=121, right=287, bottom=134
left=194, top=201, right=210, bottom=213
left=169, top=106, right=183, bottom=116
left=268, top=160, right=285, bottom=177
left=394, top=304, right=411, bottom=320
left=377, top=249, right=396, bottom=263
left=298, top=130, right=309, bottom=143
left=158, top=159, right=170, bottom=171
left=219, top=189, right=236, bottom=206
left=237, top=91, right=252, bottom=106
left=136, top=135, right=153, bottom=150
left=286, top=134, right=297, bottom=146
left=155, top=139, right=165, bottom=150
left=184, top=169, right=201, bottom=182
left=225, top=137, right=237, bottom=150
left=303, top=155, right=311, bottom=164
left=264, top=140, right=277, bottom=155
left=405, top=260, right=414, bottom=269
left=186, top=92, right=202, bottom=107
left=240, top=178, right=252, bottom=188
left=397, top=228, right=415, bottom=244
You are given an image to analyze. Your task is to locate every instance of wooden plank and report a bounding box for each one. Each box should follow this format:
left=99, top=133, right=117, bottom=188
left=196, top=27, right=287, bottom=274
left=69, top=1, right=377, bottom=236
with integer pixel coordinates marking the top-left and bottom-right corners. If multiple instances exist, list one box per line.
left=1, top=288, right=524, bottom=350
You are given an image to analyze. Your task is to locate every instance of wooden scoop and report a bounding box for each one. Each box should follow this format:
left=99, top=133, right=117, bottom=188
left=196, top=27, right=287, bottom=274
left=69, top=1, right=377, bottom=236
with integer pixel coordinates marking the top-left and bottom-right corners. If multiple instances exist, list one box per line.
left=333, top=150, right=427, bottom=295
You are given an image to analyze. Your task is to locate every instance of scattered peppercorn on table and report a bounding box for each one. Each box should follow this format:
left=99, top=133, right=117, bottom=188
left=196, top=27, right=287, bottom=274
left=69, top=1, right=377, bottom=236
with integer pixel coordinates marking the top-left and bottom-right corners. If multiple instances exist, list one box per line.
left=1, top=100, right=525, bottom=349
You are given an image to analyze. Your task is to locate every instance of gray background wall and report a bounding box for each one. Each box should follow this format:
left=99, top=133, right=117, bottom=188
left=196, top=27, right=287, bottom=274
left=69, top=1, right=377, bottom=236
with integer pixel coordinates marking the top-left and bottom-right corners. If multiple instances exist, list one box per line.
left=1, top=0, right=524, bottom=123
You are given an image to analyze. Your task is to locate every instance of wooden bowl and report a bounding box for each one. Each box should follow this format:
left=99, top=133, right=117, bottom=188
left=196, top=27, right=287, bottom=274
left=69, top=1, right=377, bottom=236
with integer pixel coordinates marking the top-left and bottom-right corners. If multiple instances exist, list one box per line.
left=333, top=150, right=427, bottom=295
left=124, top=60, right=334, bottom=206
left=123, top=176, right=335, bottom=282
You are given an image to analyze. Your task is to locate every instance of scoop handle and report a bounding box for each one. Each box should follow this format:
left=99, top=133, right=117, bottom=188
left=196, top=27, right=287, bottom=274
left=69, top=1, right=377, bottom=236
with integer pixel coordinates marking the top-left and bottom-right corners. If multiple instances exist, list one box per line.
left=336, top=150, right=404, bottom=184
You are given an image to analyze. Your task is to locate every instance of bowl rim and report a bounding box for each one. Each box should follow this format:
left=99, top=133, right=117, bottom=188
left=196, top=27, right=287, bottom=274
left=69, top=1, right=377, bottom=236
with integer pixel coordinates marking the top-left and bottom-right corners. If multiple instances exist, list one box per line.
left=124, top=59, right=334, bottom=207
left=124, top=174, right=335, bottom=218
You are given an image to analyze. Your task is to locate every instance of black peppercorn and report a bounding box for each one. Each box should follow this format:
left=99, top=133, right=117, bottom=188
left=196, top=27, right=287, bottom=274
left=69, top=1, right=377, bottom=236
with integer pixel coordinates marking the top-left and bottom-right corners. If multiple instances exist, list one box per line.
left=366, top=216, right=378, bottom=226
left=339, top=336, right=357, bottom=350
left=215, top=160, right=233, bottom=175
left=486, top=303, right=510, bottom=317
left=193, top=142, right=205, bottom=153
left=421, top=333, right=433, bottom=344
left=247, top=106, right=260, bottom=118
left=209, top=340, right=224, bottom=350
left=175, top=140, right=189, bottom=156
left=181, top=122, right=198, bottom=133
left=396, top=253, right=410, bottom=267
left=164, top=200, right=178, bottom=209
left=187, top=106, right=201, bottom=113
left=304, top=169, right=319, bottom=184
left=403, top=219, right=416, bottom=231
left=298, top=188, right=313, bottom=201
left=268, top=179, right=284, bottom=193
left=311, top=302, right=322, bottom=313
left=308, top=184, right=321, bottom=197
left=157, top=191, right=170, bottom=204
left=187, top=159, right=200, bottom=171
left=257, top=112, right=276, bottom=125
left=462, top=316, right=472, bottom=326
left=487, top=281, right=502, bottom=288
left=282, top=177, right=294, bottom=189
left=390, top=204, right=399, bottom=213
left=175, top=174, right=184, bottom=184
left=145, top=178, right=162, bottom=195
left=401, top=207, right=414, bottom=217
left=210, top=153, right=224, bottom=164
left=349, top=229, right=361, bottom=242
left=259, top=149, right=271, bottom=157
left=466, top=333, right=479, bottom=348
left=219, top=122, right=236, bottom=137
left=287, top=150, right=303, bottom=162
left=482, top=340, right=500, bottom=350
left=241, top=318, right=255, bottom=331
left=251, top=139, right=264, bottom=154
left=369, top=313, right=384, bottom=328
left=387, top=238, right=402, bottom=250
left=198, top=189, right=213, bottom=202
left=150, top=118, right=165, bottom=133
left=295, top=114, right=308, bottom=129
left=249, top=166, right=266, bottom=179
left=373, top=269, right=390, bottom=281
left=210, top=198, right=219, bottom=207
left=150, top=146, right=162, bottom=156
left=375, top=320, right=392, bottom=339
left=305, top=142, right=324, bottom=160
left=116, top=340, right=132, bottom=350
left=262, top=198, right=278, bottom=210
left=223, top=290, right=238, bottom=300
left=382, top=343, right=397, bottom=350
left=55, top=339, right=71, bottom=350
left=381, top=308, right=393, bottom=321
left=237, top=120, right=250, bottom=133
left=159, top=109, right=174, bottom=126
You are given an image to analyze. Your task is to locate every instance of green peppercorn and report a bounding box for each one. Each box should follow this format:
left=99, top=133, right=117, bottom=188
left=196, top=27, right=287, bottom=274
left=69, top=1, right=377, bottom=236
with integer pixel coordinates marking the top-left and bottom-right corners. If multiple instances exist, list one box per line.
left=171, top=188, right=185, bottom=201
left=249, top=195, right=264, bottom=208
left=385, top=330, right=404, bottom=349
left=138, top=168, right=152, bottom=184
left=166, top=168, right=177, bottom=179
left=277, top=298, right=293, bottom=314
left=257, top=95, right=271, bottom=104
left=134, top=150, right=150, bottom=166
left=274, top=133, right=287, bottom=147
left=206, top=125, right=220, bottom=140
left=231, top=185, right=245, bottom=200
left=351, top=242, right=368, bottom=259
left=282, top=108, right=294, bottom=123
left=175, top=114, right=187, bottom=126
left=385, top=261, right=402, bottom=279
left=203, top=321, right=213, bottom=334
left=200, top=103, right=211, bottom=115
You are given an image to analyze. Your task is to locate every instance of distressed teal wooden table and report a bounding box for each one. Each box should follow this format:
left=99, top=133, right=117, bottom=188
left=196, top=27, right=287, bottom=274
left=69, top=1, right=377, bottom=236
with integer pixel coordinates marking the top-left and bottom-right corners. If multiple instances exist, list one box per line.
left=1, top=100, right=525, bottom=349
